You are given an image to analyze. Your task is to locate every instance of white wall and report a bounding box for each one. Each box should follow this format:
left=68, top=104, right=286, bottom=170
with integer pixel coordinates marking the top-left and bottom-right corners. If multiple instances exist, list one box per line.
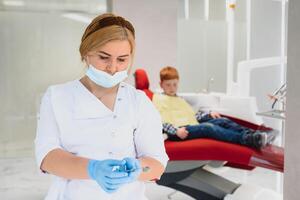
left=250, top=0, right=282, bottom=59
left=177, top=0, right=247, bottom=93
left=233, top=0, right=247, bottom=81
left=284, top=1, right=300, bottom=199
left=112, top=0, right=178, bottom=91
left=177, top=19, right=227, bottom=93
left=247, top=0, right=284, bottom=127
left=248, top=0, right=283, bottom=106
left=0, top=11, right=87, bottom=156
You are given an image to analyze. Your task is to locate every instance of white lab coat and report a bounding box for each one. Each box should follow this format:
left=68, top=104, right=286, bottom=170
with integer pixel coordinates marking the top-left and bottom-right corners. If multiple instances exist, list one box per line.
left=34, top=80, right=169, bottom=200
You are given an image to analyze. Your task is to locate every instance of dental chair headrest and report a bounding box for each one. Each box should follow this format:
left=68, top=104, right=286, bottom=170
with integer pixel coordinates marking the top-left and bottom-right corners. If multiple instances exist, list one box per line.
left=134, top=69, right=149, bottom=89
left=134, top=68, right=153, bottom=100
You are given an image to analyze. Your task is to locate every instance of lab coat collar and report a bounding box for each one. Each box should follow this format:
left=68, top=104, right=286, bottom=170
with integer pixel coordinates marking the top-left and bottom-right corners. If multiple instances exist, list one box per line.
left=73, top=80, right=124, bottom=119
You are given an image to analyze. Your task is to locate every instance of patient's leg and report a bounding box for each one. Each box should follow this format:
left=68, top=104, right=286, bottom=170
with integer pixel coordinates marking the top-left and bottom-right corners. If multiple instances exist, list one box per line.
left=206, top=117, right=253, bottom=133
left=185, top=123, right=266, bottom=148
left=185, top=123, right=245, bottom=143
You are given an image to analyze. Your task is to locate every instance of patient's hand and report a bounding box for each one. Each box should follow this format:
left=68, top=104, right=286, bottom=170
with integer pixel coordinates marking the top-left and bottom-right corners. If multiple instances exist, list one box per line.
left=210, top=111, right=221, bottom=119
left=176, top=127, right=189, bottom=140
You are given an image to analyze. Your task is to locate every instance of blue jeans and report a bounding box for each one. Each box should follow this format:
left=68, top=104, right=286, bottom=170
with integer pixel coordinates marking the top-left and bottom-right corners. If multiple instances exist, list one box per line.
left=168, top=117, right=252, bottom=145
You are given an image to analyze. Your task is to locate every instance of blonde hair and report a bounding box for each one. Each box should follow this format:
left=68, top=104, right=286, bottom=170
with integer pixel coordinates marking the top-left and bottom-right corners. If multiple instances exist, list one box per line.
left=160, top=66, right=179, bottom=81
left=79, top=13, right=135, bottom=62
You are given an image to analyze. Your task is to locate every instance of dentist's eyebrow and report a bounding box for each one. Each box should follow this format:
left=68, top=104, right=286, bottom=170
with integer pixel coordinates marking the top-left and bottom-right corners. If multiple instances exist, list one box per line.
left=97, top=51, right=129, bottom=57
left=118, top=54, right=129, bottom=58
left=97, top=51, right=111, bottom=56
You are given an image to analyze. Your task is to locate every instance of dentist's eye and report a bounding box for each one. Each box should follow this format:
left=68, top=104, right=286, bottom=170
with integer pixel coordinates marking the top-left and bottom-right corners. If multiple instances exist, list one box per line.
left=117, top=58, right=126, bottom=62
left=99, top=55, right=109, bottom=60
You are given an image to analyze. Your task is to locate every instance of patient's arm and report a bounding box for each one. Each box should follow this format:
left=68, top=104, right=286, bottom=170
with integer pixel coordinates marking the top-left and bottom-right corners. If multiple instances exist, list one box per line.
left=210, top=111, right=221, bottom=119
left=176, top=127, right=189, bottom=139
left=162, top=123, right=188, bottom=140
left=195, top=109, right=212, bottom=122
left=162, top=123, right=177, bottom=136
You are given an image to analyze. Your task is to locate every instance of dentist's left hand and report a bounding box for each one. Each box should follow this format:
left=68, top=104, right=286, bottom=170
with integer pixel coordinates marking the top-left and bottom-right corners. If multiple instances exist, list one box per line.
left=122, top=157, right=142, bottom=181
left=87, top=159, right=135, bottom=193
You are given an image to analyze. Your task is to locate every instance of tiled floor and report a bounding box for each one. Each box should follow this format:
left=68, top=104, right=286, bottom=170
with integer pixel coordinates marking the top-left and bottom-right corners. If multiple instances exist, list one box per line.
left=0, top=156, right=283, bottom=200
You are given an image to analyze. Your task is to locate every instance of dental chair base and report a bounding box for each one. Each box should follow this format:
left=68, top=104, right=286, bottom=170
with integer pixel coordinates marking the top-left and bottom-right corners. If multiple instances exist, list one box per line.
left=157, top=161, right=240, bottom=200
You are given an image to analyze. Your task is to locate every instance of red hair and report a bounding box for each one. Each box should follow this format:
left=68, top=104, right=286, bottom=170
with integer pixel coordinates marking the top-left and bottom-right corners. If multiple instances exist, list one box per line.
left=160, top=66, right=179, bottom=81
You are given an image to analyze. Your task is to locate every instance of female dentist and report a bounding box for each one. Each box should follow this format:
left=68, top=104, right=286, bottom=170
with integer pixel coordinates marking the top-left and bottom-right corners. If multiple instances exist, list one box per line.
left=34, top=13, right=169, bottom=200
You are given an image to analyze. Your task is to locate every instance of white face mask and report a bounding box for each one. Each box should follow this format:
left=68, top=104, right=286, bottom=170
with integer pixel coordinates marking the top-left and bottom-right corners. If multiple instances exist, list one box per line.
left=86, top=65, right=128, bottom=88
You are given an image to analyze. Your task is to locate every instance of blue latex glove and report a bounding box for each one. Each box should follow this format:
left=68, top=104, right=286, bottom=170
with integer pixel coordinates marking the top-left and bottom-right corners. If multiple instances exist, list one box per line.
left=122, top=157, right=142, bottom=181
left=87, top=159, right=134, bottom=193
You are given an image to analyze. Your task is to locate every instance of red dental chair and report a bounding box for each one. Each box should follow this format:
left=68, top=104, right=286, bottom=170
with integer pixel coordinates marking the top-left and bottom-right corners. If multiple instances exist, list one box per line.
left=134, top=69, right=284, bottom=200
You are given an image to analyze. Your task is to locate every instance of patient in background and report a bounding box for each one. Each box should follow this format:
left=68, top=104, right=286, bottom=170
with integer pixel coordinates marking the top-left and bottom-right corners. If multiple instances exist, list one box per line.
left=152, top=66, right=276, bottom=149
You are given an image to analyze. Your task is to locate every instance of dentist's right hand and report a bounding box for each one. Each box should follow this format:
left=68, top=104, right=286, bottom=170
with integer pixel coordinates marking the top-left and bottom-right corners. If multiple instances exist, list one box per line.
left=87, top=159, right=132, bottom=193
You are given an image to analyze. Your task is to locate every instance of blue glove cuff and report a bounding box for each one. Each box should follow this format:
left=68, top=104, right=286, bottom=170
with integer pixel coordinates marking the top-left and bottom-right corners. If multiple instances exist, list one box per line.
left=87, top=159, right=98, bottom=180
